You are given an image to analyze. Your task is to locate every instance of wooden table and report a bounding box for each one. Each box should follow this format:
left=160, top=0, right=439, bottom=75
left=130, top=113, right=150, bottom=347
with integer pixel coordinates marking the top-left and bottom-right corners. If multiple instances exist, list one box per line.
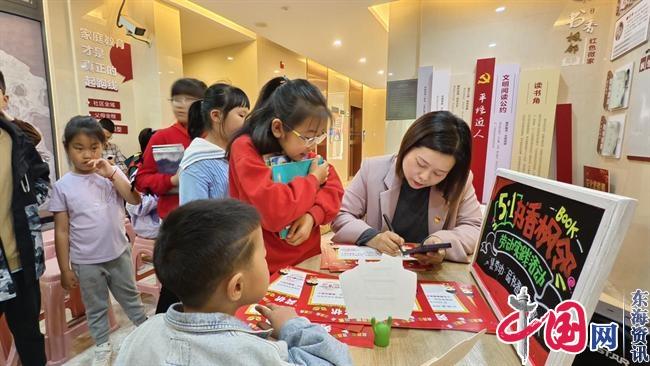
left=296, top=255, right=521, bottom=366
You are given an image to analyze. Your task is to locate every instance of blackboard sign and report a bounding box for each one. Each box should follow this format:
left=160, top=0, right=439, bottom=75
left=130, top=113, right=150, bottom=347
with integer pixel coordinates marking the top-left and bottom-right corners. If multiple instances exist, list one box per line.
left=471, top=169, right=636, bottom=366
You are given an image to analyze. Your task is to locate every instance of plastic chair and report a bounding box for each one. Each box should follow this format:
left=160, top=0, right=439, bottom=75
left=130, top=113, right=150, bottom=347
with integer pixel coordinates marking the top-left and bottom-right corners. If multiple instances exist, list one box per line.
left=40, top=258, right=118, bottom=366
left=131, top=236, right=160, bottom=302
left=0, top=315, right=17, bottom=366
left=124, top=218, right=136, bottom=245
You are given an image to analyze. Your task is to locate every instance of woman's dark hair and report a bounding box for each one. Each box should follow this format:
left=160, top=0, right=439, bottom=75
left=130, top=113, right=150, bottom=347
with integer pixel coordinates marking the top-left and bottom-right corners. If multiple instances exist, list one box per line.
left=62, top=116, right=106, bottom=150
left=227, top=77, right=331, bottom=156
left=395, top=111, right=472, bottom=202
left=187, top=83, right=250, bottom=140
left=171, top=78, right=207, bottom=98
left=138, top=128, right=155, bottom=153
left=154, top=199, right=260, bottom=308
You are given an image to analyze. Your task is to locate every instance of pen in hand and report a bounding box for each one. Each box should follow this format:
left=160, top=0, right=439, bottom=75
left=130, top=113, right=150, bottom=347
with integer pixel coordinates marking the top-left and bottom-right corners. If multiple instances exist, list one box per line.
left=382, top=214, right=405, bottom=255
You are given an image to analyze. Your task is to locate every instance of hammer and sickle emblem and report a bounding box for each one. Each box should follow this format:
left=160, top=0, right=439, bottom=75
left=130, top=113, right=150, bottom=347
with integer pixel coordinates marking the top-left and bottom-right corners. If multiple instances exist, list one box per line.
left=477, top=73, right=491, bottom=84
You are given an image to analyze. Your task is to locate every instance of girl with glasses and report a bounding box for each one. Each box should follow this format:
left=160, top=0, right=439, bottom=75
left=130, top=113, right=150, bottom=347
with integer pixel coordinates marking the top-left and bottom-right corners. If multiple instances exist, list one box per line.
left=227, top=77, right=344, bottom=274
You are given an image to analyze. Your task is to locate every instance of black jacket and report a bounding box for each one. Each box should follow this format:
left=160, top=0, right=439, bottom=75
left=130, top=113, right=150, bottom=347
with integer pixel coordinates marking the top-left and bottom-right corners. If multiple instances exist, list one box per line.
left=0, top=117, right=49, bottom=301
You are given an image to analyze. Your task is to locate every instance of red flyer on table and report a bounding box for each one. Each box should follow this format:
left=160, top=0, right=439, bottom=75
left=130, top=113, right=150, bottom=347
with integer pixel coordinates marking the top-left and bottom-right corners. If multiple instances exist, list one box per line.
left=237, top=266, right=497, bottom=336
left=398, top=280, right=498, bottom=333
left=234, top=267, right=374, bottom=348
left=235, top=304, right=375, bottom=348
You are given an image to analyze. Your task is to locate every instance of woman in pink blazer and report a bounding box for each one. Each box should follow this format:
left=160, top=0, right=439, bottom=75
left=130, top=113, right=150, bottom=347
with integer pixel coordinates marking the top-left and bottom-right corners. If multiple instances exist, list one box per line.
left=331, top=111, right=483, bottom=265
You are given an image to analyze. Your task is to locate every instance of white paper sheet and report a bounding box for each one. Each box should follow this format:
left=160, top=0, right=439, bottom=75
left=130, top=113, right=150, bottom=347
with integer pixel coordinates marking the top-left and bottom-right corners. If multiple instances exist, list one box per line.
left=335, top=245, right=417, bottom=261
left=419, top=330, right=486, bottom=366
left=421, top=284, right=468, bottom=313
left=340, top=254, right=417, bottom=320
left=309, top=278, right=346, bottom=307
left=268, top=269, right=307, bottom=298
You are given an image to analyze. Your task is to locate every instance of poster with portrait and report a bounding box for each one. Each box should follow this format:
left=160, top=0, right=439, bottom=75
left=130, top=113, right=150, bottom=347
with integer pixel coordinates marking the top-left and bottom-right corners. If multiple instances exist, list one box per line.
left=0, top=9, right=57, bottom=181
left=611, top=0, right=650, bottom=60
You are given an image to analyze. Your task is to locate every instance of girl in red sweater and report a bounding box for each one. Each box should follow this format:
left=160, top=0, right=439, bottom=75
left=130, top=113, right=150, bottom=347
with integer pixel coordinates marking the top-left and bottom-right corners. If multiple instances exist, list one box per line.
left=228, top=77, right=344, bottom=274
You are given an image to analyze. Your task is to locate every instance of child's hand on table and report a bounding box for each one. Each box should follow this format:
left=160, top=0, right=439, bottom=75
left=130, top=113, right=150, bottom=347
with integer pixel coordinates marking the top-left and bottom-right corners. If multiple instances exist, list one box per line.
left=412, top=235, right=446, bottom=265
left=255, top=304, right=299, bottom=338
left=286, top=213, right=315, bottom=246
left=61, top=269, right=78, bottom=290
left=367, top=231, right=404, bottom=256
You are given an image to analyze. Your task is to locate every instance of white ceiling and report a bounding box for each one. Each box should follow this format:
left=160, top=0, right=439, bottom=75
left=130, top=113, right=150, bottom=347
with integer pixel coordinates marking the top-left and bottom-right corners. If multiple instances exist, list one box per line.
left=193, top=0, right=389, bottom=88
left=177, top=5, right=255, bottom=55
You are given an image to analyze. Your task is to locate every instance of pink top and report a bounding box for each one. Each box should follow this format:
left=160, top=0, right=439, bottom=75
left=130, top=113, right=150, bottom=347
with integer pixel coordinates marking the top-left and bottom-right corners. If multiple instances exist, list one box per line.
left=331, top=154, right=483, bottom=263
left=49, top=170, right=129, bottom=264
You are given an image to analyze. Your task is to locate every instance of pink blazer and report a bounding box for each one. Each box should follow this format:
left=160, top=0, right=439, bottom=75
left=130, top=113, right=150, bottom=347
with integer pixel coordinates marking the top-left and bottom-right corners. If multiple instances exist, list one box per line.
left=331, top=154, right=483, bottom=263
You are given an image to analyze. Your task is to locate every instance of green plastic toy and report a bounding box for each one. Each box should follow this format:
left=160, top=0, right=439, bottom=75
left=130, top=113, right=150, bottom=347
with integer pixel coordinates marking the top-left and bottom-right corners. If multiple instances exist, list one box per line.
left=371, top=316, right=393, bottom=347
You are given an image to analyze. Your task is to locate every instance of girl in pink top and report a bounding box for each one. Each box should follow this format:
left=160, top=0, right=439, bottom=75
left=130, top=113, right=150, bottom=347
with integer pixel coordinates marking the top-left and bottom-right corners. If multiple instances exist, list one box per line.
left=50, top=116, right=146, bottom=366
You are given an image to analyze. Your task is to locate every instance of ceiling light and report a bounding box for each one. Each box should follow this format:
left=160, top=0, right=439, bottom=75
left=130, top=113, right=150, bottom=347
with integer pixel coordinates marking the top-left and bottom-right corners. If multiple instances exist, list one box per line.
left=359, top=57, right=367, bottom=63
left=273, top=70, right=280, bottom=74
left=488, top=43, right=497, bottom=48
left=333, top=39, right=342, bottom=47
left=388, top=72, right=393, bottom=76
left=495, top=6, right=506, bottom=13
left=227, top=56, right=234, bottom=61
left=377, top=70, right=385, bottom=75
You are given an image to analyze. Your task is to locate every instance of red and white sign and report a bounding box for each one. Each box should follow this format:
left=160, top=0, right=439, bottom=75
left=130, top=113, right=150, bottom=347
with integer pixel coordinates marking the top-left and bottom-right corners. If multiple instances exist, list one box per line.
left=113, top=124, right=128, bottom=134
left=640, top=49, right=650, bottom=72
left=483, top=64, right=520, bottom=203
left=470, top=58, right=496, bottom=202
left=88, top=98, right=120, bottom=110
left=90, top=111, right=121, bottom=121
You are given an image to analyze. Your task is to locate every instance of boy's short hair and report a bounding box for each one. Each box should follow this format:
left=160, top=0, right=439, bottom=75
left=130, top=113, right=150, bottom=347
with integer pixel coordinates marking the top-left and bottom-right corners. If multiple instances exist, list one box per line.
left=0, top=70, right=6, bottom=93
left=171, top=78, right=207, bottom=98
left=98, top=118, right=115, bottom=133
left=154, top=199, right=261, bottom=308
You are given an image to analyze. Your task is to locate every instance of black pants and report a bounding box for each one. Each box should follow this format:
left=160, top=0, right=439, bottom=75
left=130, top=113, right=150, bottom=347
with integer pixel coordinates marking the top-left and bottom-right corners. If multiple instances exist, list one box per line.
left=0, top=271, right=46, bottom=366
left=155, top=285, right=179, bottom=314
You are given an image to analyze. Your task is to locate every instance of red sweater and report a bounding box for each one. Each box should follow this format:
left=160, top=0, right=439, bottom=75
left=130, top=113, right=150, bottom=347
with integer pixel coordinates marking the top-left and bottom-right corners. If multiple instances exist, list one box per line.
left=135, top=122, right=190, bottom=219
left=229, top=135, right=344, bottom=274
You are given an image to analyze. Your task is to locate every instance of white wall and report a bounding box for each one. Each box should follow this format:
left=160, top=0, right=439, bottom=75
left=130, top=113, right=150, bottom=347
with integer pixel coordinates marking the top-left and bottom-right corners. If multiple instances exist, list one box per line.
left=43, top=0, right=183, bottom=173
left=183, top=41, right=258, bottom=105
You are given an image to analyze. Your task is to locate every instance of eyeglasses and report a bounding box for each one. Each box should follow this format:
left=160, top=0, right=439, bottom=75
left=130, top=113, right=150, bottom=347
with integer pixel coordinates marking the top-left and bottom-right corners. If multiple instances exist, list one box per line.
left=283, top=122, right=327, bottom=147
left=168, top=96, right=200, bottom=105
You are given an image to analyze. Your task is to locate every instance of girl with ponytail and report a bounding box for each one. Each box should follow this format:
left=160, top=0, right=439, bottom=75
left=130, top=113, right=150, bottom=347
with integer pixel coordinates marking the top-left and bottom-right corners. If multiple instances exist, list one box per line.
left=156, top=84, right=249, bottom=314
left=228, top=77, right=344, bottom=274
left=178, top=83, right=249, bottom=204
